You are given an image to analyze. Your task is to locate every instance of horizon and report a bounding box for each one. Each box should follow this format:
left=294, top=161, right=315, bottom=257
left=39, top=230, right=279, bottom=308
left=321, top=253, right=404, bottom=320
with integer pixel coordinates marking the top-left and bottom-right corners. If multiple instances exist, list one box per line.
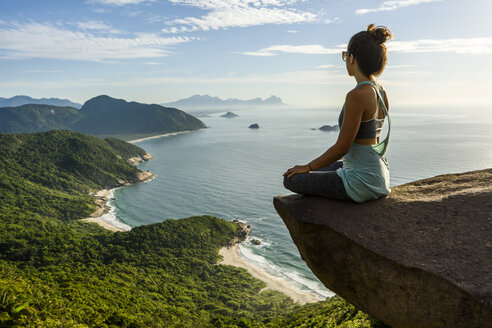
left=1, top=0, right=492, bottom=109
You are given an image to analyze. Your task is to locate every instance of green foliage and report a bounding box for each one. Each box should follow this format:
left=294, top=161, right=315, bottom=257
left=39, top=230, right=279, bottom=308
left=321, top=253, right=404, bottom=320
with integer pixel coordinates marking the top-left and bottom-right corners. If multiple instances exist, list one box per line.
left=0, top=131, right=385, bottom=327
left=270, top=295, right=390, bottom=328
left=0, top=104, right=82, bottom=133
left=103, top=137, right=147, bottom=159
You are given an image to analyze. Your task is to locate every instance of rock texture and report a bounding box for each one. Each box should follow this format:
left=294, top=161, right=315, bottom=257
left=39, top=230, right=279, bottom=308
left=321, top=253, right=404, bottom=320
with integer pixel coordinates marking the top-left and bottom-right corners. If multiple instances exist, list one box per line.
left=224, top=219, right=251, bottom=247
left=274, top=168, right=492, bottom=328
left=127, top=153, right=154, bottom=165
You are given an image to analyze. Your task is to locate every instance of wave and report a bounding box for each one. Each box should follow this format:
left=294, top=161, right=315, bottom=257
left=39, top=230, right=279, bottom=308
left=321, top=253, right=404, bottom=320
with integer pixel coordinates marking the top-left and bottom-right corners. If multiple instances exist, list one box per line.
left=238, top=244, right=334, bottom=299
left=98, top=188, right=132, bottom=231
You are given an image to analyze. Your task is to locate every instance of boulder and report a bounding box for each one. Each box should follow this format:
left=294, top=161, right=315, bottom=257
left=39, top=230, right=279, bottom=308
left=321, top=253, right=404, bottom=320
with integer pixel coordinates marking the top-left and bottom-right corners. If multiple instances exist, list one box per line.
left=249, top=123, right=259, bottom=129
left=250, top=238, right=262, bottom=245
left=274, top=168, right=492, bottom=328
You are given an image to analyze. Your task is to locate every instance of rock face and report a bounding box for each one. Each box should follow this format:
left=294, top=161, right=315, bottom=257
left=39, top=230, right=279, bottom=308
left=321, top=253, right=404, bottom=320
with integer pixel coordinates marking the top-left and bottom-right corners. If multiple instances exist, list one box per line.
left=274, top=168, right=492, bottom=328
left=224, top=219, right=251, bottom=247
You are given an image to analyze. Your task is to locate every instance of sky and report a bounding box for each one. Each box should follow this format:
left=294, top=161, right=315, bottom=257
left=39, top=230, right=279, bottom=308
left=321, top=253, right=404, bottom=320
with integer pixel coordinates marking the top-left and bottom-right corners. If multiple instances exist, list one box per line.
left=1, top=0, right=492, bottom=108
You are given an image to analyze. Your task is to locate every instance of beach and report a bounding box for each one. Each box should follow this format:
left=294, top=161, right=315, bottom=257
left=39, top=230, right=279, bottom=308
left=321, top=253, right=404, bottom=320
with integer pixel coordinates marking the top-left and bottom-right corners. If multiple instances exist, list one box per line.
left=218, top=244, right=322, bottom=305
left=128, top=130, right=194, bottom=143
left=80, top=170, right=155, bottom=232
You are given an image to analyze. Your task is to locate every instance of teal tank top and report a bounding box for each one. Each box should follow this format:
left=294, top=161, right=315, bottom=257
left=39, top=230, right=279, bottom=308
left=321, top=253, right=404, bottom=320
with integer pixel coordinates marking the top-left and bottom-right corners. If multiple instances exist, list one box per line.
left=336, top=80, right=391, bottom=203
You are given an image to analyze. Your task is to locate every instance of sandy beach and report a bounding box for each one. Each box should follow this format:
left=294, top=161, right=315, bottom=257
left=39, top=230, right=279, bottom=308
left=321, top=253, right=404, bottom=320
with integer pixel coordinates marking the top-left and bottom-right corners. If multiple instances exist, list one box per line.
left=128, top=130, right=193, bottom=143
left=81, top=216, right=126, bottom=232
left=80, top=164, right=155, bottom=232
left=218, top=244, right=322, bottom=305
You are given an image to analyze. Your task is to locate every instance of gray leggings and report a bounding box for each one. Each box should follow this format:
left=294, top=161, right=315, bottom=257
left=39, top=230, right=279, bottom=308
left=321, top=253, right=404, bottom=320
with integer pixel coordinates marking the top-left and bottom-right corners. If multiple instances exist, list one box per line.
left=283, top=161, right=352, bottom=201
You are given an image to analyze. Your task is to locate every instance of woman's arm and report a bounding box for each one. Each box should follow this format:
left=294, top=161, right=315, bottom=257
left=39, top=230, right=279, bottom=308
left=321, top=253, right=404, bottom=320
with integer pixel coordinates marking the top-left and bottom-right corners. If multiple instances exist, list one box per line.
left=283, top=90, right=364, bottom=178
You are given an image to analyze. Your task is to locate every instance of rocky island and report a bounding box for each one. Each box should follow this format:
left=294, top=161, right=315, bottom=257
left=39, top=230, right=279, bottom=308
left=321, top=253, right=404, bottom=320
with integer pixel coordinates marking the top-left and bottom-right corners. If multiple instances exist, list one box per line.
left=319, top=124, right=339, bottom=132
left=220, top=111, right=239, bottom=118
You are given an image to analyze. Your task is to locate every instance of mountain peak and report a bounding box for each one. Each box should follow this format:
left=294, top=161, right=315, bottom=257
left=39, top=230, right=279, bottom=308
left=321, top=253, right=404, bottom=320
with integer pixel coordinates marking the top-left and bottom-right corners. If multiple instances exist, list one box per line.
left=0, top=95, right=82, bottom=109
left=163, top=94, right=286, bottom=110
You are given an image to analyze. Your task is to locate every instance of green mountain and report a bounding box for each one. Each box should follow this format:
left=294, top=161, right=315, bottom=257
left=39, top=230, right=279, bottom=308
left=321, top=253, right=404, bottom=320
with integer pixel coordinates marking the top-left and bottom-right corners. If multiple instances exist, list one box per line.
left=0, top=95, right=206, bottom=140
left=72, top=95, right=206, bottom=140
left=0, top=130, right=383, bottom=327
left=0, top=104, right=82, bottom=133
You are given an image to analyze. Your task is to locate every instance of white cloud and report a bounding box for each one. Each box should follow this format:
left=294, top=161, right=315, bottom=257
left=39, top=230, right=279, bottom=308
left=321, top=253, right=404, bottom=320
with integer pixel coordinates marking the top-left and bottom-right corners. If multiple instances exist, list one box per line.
left=356, top=0, right=442, bottom=15
left=243, top=44, right=344, bottom=56
left=317, top=64, right=334, bottom=69
left=76, top=20, right=112, bottom=30
left=388, top=38, right=492, bottom=55
left=0, top=70, right=350, bottom=90
left=87, top=0, right=153, bottom=5
left=0, top=22, right=194, bottom=62
left=163, top=0, right=316, bottom=33
left=242, top=38, right=492, bottom=58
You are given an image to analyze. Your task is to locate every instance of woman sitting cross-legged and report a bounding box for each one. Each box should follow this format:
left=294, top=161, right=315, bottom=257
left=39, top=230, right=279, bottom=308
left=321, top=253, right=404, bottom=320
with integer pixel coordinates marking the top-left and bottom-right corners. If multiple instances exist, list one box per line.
left=283, top=24, right=393, bottom=203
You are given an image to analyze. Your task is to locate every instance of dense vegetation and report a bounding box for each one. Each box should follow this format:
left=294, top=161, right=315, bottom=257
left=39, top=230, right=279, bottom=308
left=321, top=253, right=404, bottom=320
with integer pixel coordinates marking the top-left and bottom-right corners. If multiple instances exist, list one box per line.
left=0, top=95, right=206, bottom=140
left=0, top=130, right=385, bottom=327
left=0, top=104, right=82, bottom=133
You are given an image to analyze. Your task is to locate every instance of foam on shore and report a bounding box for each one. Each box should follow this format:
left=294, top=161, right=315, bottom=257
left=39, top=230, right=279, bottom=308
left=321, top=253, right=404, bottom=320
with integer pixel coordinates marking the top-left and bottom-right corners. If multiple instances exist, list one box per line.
left=218, top=244, right=323, bottom=305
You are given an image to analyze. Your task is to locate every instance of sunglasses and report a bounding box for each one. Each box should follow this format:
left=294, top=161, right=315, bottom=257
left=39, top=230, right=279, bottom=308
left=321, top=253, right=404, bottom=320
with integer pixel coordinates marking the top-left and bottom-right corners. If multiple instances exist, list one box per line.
left=342, top=51, right=348, bottom=62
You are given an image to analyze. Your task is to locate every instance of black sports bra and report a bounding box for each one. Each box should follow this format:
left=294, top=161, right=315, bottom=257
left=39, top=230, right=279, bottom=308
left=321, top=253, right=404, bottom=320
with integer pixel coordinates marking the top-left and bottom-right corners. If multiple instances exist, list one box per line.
left=338, top=85, right=387, bottom=139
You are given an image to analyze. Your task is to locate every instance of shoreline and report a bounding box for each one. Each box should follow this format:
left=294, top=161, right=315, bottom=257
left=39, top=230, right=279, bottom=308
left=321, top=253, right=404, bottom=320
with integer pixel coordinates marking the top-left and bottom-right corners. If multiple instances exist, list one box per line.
left=128, top=129, right=200, bottom=143
left=217, top=244, right=322, bottom=305
left=80, top=156, right=156, bottom=232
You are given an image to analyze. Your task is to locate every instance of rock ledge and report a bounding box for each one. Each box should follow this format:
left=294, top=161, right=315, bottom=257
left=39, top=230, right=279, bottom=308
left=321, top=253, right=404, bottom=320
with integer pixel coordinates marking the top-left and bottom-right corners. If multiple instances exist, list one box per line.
left=274, top=168, right=492, bottom=328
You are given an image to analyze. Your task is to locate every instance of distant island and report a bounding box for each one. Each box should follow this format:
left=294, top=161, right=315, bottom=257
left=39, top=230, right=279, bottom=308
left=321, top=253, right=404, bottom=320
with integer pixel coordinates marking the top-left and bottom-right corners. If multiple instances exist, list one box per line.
left=0, top=95, right=206, bottom=140
left=0, top=95, right=82, bottom=109
left=220, top=111, right=239, bottom=118
left=249, top=123, right=260, bottom=129
left=319, top=124, right=339, bottom=132
left=163, top=94, right=287, bottom=114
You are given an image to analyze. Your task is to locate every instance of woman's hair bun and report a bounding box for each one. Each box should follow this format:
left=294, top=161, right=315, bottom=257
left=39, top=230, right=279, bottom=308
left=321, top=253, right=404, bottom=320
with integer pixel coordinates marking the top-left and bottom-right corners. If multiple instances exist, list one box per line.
left=367, top=24, right=393, bottom=44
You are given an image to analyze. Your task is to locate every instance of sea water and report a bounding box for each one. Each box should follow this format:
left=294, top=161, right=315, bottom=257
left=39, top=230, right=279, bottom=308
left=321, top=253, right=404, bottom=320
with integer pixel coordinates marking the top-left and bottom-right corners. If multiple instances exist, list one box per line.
left=108, top=106, right=492, bottom=299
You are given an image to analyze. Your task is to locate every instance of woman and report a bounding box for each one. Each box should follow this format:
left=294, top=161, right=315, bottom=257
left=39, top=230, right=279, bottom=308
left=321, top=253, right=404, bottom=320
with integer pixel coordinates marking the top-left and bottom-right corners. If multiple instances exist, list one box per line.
left=283, top=24, right=393, bottom=203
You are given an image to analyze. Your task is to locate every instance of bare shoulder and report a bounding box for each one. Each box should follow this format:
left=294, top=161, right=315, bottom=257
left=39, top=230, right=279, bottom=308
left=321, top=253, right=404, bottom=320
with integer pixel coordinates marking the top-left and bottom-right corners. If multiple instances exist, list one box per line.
left=345, top=86, right=373, bottom=110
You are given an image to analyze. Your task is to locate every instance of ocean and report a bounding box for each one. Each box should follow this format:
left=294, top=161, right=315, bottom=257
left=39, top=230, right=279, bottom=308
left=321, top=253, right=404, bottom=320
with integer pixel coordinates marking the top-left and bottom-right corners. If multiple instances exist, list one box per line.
left=104, top=105, right=492, bottom=299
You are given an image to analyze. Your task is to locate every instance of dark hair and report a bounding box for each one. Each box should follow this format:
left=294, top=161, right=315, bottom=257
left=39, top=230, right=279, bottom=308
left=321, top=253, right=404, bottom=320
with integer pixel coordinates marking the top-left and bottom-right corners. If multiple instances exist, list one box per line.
left=348, top=24, right=393, bottom=77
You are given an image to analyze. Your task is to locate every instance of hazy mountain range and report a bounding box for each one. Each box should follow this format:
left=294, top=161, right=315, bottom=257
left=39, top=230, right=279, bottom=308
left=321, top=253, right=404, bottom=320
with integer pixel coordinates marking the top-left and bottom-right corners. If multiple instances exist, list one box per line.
left=163, top=94, right=286, bottom=111
left=0, top=95, right=82, bottom=109
left=0, top=95, right=205, bottom=140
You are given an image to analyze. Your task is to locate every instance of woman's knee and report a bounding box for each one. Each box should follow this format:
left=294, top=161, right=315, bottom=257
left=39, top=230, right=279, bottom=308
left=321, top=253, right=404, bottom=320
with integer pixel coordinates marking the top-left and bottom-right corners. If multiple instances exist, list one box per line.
left=283, top=174, right=304, bottom=191
left=283, top=175, right=293, bottom=190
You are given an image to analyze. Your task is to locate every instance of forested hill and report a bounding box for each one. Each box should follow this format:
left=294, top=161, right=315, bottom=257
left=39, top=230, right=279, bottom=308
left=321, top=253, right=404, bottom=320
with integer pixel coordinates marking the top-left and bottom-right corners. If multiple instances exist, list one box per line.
left=71, top=95, right=206, bottom=140
left=0, top=130, right=382, bottom=327
left=0, top=104, right=82, bottom=134
left=0, top=95, right=206, bottom=140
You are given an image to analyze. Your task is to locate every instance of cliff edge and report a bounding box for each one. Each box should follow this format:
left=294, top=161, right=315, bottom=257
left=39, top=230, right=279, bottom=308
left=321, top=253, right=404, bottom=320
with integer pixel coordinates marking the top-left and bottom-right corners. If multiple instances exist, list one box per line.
left=274, top=168, right=492, bottom=328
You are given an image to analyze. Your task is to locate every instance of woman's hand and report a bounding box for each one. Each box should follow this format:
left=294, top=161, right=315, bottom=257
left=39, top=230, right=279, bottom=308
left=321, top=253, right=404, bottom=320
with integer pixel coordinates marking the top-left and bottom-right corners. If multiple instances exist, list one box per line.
left=283, top=164, right=310, bottom=179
